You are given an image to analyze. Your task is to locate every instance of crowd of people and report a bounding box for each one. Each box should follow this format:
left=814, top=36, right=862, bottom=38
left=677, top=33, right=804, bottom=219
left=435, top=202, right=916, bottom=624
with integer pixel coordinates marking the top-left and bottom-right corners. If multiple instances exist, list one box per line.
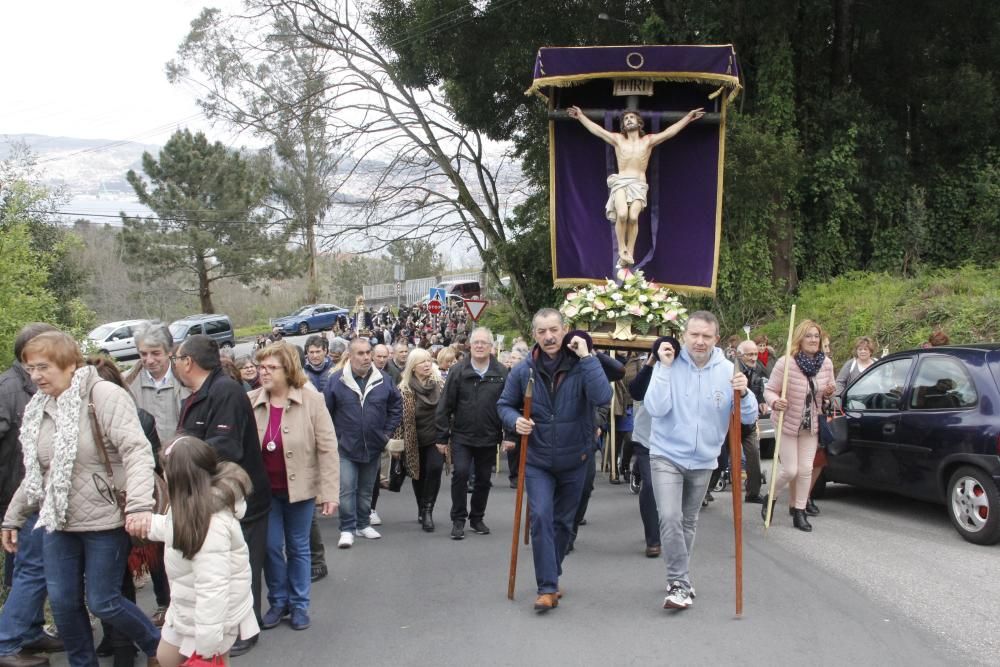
left=0, top=303, right=936, bottom=665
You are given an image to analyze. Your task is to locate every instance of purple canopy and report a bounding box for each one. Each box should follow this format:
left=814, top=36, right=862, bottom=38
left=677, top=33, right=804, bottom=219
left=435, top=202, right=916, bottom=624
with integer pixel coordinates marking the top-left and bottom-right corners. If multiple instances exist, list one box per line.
left=531, top=45, right=741, bottom=295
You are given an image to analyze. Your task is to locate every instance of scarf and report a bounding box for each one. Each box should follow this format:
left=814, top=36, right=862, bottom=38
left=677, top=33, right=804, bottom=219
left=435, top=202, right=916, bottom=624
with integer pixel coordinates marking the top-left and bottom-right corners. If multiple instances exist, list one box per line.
left=19, top=366, right=91, bottom=531
left=794, top=351, right=826, bottom=378
left=407, top=375, right=441, bottom=448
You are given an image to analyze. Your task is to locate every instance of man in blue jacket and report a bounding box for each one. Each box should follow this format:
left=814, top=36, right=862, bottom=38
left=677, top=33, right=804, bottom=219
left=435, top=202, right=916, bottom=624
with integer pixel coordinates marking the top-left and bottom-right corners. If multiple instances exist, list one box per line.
left=644, top=311, right=757, bottom=611
left=324, top=337, right=402, bottom=549
left=497, top=308, right=612, bottom=612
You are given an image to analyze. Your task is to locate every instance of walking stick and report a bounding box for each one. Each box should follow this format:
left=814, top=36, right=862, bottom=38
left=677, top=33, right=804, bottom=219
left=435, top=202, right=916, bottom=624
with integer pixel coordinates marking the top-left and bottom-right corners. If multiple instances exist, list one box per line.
left=727, top=366, right=745, bottom=617
left=765, top=305, right=797, bottom=530
left=609, top=382, right=618, bottom=482
left=508, top=372, right=534, bottom=600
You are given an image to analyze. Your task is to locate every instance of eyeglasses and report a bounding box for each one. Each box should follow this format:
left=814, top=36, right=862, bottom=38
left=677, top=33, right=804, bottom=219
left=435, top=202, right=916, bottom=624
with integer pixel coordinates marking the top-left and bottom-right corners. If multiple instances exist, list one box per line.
left=169, top=354, right=190, bottom=363
left=258, top=364, right=283, bottom=374
left=24, top=363, right=52, bottom=373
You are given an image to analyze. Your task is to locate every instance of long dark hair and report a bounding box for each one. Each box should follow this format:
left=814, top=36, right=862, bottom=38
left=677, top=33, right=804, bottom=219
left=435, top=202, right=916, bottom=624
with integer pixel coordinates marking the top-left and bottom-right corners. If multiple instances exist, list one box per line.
left=161, top=436, right=251, bottom=560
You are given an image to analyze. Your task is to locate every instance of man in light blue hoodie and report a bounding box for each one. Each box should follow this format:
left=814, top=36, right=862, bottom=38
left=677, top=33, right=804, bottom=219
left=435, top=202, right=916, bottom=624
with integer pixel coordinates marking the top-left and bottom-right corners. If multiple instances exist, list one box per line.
left=644, top=311, right=758, bottom=610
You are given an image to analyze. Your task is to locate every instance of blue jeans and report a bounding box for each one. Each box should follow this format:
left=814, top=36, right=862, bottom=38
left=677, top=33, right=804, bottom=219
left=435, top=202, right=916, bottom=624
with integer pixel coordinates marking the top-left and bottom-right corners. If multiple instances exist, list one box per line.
left=649, top=456, right=713, bottom=590
left=266, top=494, right=315, bottom=611
left=43, top=528, right=160, bottom=666
left=339, top=458, right=380, bottom=532
left=524, top=462, right=588, bottom=595
left=0, top=514, right=47, bottom=656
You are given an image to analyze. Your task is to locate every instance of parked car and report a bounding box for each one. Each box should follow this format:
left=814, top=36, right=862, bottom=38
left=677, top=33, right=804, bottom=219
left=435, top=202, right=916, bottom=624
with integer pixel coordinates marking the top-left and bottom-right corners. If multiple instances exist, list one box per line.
left=818, top=344, right=1000, bottom=545
left=87, top=319, right=150, bottom=360
left=271, top=304, right=348, bottom=335
left=169, top=314, right=235, bottom=348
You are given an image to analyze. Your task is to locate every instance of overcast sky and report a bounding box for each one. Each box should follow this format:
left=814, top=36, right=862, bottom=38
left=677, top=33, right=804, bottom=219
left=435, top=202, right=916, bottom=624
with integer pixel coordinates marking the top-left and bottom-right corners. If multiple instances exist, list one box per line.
left=1, top=0, right=243, bottom=142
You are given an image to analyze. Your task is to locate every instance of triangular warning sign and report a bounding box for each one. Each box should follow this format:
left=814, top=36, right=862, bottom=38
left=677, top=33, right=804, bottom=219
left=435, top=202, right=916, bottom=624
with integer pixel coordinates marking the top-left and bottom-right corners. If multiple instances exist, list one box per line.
left=464, top=299, right=488, bottom=321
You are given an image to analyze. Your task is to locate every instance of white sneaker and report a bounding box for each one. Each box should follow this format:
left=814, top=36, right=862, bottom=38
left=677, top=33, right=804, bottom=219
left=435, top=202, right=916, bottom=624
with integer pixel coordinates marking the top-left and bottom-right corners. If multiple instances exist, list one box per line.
left=355, top=526, right=382, bottom=539
left=663, top=582, right=693, bottom=609
left=369, top=509, right=383, bottom=526
left=337, top=531, right=354, bottom=549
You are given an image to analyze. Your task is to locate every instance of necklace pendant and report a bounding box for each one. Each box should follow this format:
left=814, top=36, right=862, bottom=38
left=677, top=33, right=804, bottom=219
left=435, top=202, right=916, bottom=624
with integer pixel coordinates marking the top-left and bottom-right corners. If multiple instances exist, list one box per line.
left=266, top=441, right=277, bottom=452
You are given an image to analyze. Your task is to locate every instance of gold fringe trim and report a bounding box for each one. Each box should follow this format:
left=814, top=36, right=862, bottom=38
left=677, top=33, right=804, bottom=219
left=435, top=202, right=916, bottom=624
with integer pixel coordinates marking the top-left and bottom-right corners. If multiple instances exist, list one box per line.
left=526, top=71, right=741, bottom=100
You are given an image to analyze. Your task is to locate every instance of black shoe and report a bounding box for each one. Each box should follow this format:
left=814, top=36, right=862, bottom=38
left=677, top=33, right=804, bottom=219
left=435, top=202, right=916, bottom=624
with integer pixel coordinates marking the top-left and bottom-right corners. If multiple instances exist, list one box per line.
left=578, top=518, right=587, bottom=526
left=311, top=563, right=328, bottom=582
left=509, top=478, right=517, bottom=489
left=761, top=499, right=777, bottom=522
left=21, top=636, right=63, bottom=654
left=706, top=492, right=715, bottom=502
left=792, top=509, right=813, bottom=532
left=805, top=498, right=820, bottom=516
left=418, top=507, right=426, bottom=524
left=451, top=521, right=465, bottom=540
left=744, top=494, right=766, bottom=504
left=470, top=520, right=490, bottom=535
left=229, top=635, right=258, bottom=658
left=112, top=647, right=137, bottom=667
left=421, top=505, right=435, bottom=532
left=702, top=497, right=710, bottom=507
left=609, top=477, right=622, bottom=485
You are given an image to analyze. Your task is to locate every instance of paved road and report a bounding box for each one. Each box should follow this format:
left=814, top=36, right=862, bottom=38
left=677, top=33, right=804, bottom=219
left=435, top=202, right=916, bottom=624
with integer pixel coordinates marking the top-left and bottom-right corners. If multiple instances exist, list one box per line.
left=232, top=333, right=313, bottom=360
left=44, top=457, right=998, bottom=666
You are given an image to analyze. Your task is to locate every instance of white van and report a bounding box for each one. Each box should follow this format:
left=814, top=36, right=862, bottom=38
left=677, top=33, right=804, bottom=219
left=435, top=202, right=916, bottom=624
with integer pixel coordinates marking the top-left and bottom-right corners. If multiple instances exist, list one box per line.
left=87, top=319, right=150, bottom=360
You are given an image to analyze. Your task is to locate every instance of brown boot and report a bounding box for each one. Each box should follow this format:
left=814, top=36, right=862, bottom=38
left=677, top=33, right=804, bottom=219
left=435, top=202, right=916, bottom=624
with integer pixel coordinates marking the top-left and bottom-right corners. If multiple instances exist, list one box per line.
left=533, top=593, right=559, bottom=612
left=0, top=653, right=50, bottom=667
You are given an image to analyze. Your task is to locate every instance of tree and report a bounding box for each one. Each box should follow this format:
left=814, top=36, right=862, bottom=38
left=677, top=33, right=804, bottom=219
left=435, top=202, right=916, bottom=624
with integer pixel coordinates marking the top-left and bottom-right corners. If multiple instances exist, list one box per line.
left=386, top=239, right=443, bottom=279
left=168, top=8, right=351, bottom=303
left=119, top=129, right=298, bottom=314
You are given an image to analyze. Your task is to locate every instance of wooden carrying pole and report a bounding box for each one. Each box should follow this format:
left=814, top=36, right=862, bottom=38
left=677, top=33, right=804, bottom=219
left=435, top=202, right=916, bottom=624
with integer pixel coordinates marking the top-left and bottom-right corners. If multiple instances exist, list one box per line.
left=765, top=305, right=797, bottom=530
left=727, top=374, right=745, bottom=617
left=508, top=373, right=534, bottom=600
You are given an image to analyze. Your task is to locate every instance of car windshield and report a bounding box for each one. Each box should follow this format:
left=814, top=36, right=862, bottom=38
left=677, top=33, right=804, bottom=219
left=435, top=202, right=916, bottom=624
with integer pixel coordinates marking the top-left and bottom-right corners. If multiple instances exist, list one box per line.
left=168, top=323, right=187, bottom=339
left=291, top=306, right=313, bottom=316
left=89, top=324, right=115, bottom=339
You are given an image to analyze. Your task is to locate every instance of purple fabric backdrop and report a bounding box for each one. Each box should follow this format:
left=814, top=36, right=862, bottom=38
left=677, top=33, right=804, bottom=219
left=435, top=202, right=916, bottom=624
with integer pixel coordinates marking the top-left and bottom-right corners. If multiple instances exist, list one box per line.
left=532, top=45, right=739, bottom=85
left=553, top=120, right=721, bottom=290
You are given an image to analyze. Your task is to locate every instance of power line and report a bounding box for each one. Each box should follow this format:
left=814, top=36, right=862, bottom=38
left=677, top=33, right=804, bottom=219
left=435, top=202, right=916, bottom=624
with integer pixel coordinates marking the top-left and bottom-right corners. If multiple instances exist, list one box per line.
left=28, top=208, right=289, bottom=227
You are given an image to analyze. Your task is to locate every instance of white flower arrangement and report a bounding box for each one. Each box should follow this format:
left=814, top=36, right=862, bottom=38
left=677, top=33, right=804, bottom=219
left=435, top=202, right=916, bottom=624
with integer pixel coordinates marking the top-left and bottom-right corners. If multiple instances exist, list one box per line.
left=559, top=268, right=687, bottom=336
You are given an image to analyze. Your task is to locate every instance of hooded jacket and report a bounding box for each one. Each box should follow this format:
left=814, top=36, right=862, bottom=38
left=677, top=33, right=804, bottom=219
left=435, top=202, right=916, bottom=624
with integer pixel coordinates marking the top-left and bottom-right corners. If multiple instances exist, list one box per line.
left=644, top=347, right=758, bottom=470
left=323, top=367, right=402, bottom=463
left=497, top=347, right=612, bottom=472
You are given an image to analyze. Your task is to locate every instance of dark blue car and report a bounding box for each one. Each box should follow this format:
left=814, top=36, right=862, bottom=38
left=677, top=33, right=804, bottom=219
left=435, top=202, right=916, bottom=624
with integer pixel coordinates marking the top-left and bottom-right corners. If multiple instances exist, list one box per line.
left=821, top=344, right=1000, bottom=545
left=272, top=303, right=348, bottom=335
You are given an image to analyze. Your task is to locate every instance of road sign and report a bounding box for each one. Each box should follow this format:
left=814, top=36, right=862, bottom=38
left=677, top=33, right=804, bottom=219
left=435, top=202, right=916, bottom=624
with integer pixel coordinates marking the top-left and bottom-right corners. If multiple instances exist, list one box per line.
left=463, top=299, right=488, bottom=321
left=428, top=287, right=447, bottom=303
left=394, top=281, right=402, bottom=296
left=427, top=299, right=443, bottom=315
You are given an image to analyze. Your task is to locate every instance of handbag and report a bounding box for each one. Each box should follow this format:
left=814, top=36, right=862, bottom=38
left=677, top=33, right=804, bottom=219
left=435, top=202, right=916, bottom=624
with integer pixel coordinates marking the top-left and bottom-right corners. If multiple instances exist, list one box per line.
left=820, top=406, right=850, bottom=456
left=88, top=386, right=170, bottom=523
left=181, top=654, right=225, bottom=666
left=388, top=455, right=407, bottom=492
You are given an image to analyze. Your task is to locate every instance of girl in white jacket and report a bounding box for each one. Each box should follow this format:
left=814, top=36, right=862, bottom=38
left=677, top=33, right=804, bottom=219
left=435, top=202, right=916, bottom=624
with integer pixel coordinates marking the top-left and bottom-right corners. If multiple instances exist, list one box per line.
left=148, top=436, right=260, bottom=666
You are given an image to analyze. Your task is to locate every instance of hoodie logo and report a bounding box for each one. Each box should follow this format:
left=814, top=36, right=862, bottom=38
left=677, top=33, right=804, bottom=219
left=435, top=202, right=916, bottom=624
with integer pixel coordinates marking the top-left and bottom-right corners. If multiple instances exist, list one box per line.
left=216, top=424, right=232, bottom=432
left=713, top=390, right=723, bottom=408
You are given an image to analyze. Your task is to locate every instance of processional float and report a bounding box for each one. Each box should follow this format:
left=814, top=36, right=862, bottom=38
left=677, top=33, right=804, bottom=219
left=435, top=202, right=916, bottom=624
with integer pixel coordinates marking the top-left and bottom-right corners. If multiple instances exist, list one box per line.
left=508, top=45, right=748, bottom=616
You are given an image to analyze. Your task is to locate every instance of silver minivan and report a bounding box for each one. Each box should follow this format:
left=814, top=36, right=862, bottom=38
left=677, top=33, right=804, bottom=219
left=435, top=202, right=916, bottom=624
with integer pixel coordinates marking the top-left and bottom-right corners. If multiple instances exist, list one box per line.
left=87, top=319, right=150, bottom=360
left=169, top=314, right=236, bottom=348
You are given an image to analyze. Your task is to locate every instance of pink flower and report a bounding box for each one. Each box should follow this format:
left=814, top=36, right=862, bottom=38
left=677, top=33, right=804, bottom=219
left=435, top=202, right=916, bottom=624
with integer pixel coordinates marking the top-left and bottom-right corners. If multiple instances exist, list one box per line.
left=628, top=304, right=643, bottom=316
left=564, top=305, right=579, bottom=318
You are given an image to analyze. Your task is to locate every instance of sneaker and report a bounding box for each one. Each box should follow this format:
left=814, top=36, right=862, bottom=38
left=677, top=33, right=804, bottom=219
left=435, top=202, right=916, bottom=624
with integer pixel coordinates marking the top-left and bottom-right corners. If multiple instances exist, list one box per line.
left=369, top=509, right=383, bottom=526
left=337, top=531, right=354, bottom=549
left=450, top=521, right=465, bottom=540
left=42, top=624, right=58, bottom=639
left=290, top=608, right=310, bottom=631
left=470, top=520, right=490, bottom=535
left=663, top=582, right=693, bottom=609
left=355, top=526, right=381, bottom=539
left=261, top=606, right=288, bottom=630
left=311, top=564, right=328, bottom=582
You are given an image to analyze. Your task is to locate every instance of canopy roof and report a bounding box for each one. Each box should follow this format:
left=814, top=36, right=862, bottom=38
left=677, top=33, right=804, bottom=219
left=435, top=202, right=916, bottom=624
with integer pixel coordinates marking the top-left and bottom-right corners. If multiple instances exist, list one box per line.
left=527, top=45, right=741, bottom=99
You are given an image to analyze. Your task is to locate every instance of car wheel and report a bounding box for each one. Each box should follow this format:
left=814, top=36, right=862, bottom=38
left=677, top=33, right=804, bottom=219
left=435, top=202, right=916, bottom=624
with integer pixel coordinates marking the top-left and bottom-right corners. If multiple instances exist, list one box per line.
left=298, top=322, right=310, bottom=335
left=947, top=466, right=1000, bottom=545
left=220, top=341, right=233, bottom=349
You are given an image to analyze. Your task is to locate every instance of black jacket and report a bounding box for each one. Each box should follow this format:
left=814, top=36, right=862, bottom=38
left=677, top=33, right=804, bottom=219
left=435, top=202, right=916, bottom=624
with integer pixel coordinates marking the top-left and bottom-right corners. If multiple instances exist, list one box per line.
left=435, top=357, right=508, bottom=447
left=178, top=367, right=271, bottom=523
left=0, top=364, right=33, bottom=518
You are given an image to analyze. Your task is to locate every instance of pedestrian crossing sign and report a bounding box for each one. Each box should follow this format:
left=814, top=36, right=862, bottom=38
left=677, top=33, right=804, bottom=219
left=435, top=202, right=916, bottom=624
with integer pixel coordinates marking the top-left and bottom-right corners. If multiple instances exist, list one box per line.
left=428, top=287, right=448, bottom=303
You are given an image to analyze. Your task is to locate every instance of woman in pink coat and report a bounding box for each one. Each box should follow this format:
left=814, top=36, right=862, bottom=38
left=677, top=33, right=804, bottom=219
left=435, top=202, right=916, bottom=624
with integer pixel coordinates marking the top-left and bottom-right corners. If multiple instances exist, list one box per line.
left=763, top=320, right=836, bottom=532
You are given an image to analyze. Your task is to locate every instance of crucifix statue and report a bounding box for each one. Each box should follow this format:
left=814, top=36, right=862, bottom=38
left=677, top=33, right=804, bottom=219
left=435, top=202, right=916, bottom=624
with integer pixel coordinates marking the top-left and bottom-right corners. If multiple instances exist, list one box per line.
left=567, top=105, right=705, bottom=266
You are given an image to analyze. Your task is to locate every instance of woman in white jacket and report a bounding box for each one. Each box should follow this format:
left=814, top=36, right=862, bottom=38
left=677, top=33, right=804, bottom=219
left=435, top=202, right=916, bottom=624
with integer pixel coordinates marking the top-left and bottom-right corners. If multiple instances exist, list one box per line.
left=148, top=436, right=259, bottom=667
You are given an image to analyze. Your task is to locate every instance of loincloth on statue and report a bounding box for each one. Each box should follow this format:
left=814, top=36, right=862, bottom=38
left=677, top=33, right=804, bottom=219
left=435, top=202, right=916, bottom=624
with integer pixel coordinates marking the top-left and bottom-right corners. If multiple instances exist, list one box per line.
left=605, top=174, right=649, bottom=223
